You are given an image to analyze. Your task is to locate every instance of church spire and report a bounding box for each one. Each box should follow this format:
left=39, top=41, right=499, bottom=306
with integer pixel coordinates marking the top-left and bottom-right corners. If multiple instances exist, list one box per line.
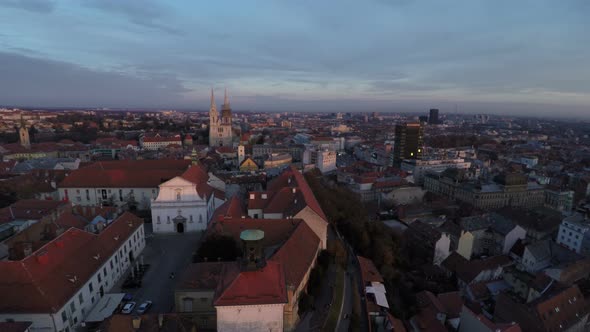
left=210, top=88, right=216, bottom=110
left=223, top=88, right=230, bottom=109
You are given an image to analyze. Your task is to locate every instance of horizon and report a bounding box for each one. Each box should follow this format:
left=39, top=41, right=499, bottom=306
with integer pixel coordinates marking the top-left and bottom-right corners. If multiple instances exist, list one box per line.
left=1, top=1, right=589, bottom=117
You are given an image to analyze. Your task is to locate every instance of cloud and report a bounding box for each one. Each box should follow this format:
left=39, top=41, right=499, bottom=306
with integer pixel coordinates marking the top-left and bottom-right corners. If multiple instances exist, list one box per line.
left=0, top=0, right=55, bottom=13
left=0, top=52, right=190, bottom=107
left=82, top=0, right=181, bottom=34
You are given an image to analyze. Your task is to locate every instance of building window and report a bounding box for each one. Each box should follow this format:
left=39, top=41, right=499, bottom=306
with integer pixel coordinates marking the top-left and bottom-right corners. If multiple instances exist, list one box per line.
left=79, top=293, right=84, bottom=304
left=110, top=260, right=114, bottom=269
left=199, top=215, right=203, bottom=223
left=103, top=267, right=107, bottom=277
left=98, top=273, right=102, bottom=283
left=190, top=215, right=193, bottom=222
left=70, top=301, right=76, bottom=312
left=89, top=282, right=94, bottom=292
left=157, top=216, right=161, bottom=224
left=62, top=311, right=67, bottom=322
left=183, top=298, right=194, bottom=312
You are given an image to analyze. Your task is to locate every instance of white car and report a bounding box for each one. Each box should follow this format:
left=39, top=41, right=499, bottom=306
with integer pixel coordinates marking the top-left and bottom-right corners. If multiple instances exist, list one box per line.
left=121, top=302, right=136, bottom=314
left=136, top=301, right=152, bottom=314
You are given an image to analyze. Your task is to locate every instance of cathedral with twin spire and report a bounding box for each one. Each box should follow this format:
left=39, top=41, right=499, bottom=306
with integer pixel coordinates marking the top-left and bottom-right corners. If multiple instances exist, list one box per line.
left=208, top=88, right=233, bottom=147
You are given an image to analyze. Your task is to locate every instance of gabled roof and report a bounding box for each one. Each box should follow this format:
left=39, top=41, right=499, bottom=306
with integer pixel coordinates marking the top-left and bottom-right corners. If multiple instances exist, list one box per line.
left=208, top=217, right=301, bottom=249
left=214, top=261, right=287, bottom=306
left=266, top=166, right=328, bottom=221
left=455, top=255, right=512, bottom=284
left=270, top=221, right=320, bottom=287
left=0, top=212, right=143, bottom=313
left=180, top=164, right=208, bottom=184
left=211, top=196, right=245, bottom=224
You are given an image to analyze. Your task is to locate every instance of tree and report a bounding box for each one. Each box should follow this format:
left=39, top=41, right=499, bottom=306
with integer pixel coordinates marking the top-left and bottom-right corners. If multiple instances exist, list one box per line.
left=195, top=234, right=241, bottom=262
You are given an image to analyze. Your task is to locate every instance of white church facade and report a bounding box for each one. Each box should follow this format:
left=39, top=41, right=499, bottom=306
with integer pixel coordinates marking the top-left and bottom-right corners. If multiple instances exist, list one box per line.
left=151, top=164, right=224, bottom=233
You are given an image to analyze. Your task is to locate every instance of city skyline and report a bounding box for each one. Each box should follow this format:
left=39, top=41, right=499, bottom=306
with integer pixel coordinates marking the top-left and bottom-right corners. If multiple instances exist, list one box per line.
left=1, top=1, right=589, bottom=117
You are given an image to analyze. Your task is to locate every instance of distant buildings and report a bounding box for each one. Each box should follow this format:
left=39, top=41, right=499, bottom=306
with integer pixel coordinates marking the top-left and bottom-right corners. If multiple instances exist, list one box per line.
left=401, top=158, right=471, bottom=185
left=424, top=172, right=545, bottom=210
left=392, top=122, right=424, bottom=166
left=428, top=108, right=440, bottom=125
left=209, top=89, right=233, bottom=147
left=303, top=146, right=337, bottom=173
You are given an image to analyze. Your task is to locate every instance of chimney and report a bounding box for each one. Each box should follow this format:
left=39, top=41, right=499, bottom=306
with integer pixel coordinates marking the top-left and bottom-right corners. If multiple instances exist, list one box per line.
left=132, top=316, right=141, bottom=329
left=158, top=314, right=164, bottom=328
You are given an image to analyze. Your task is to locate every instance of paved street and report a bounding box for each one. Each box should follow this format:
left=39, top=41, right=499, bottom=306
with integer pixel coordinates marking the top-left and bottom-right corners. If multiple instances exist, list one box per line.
left=111, top=225, right=203, bottom=313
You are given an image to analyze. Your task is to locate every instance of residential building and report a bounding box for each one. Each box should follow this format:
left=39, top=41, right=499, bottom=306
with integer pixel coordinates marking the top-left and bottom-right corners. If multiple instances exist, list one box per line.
left=246, top=166, right=329, bottom=249
left=403, top=220, right=451, bottom=265
left=411, top=290, right=464, bottom=331
left=544, top=188, right=574, bottom=213
left=494, top=285, right=588, bottom=332
left=457, top=213, right=526, bottom=259
left=58, top=160, right=191, bottom=210
left=556, top=213, right=590, bottom=254
left=303, top=146, right=337, bottom=173
left=459, top=305, right=521, bottom=332
left=0, top=213, right=145, bottom=332
left=139, top=133, right=182, bottom=150
left=401, top=158, right=471, bottom=185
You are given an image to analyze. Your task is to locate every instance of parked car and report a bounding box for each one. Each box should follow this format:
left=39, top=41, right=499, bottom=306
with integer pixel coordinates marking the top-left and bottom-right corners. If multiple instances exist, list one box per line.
left=136, top=301, right=152, bottom=314
left=121, top=302, right=136, bottom=314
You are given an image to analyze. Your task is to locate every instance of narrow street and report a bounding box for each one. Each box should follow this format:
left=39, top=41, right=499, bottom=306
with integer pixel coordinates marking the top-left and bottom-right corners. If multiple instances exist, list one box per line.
left=111, top=225, right=203, bottom=313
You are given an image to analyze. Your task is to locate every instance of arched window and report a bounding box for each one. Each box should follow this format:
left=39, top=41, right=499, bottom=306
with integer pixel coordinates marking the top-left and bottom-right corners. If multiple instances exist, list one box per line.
left=175, top=189, right=181, bottom=201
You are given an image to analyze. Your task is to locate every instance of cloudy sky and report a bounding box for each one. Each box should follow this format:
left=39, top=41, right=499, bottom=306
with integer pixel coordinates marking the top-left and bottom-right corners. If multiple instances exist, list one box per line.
left=0, top=0, right=589, bottom=116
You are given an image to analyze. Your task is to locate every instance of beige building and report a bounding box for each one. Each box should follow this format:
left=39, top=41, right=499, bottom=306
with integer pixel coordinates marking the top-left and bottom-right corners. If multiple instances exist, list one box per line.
left=424, top=171, right=545, bottom=210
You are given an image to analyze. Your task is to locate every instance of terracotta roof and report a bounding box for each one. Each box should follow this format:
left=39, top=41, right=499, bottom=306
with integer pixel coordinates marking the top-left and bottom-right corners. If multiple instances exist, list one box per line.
left=263, top=187, right=306, bottom=215
left=534, top=285, right=588, bottom=332
left=0, top=322, right=32, bottom=332
left=208, top=217, right=301, bottom=249
left=81, top=159, right=190, bottom=170
left=214, top=261, right=287, bottom=306
left=270, top=221, right=320, bottom=287
left=358, top=256, right=384, bottom=284
left=180, top=164, right=208, bottom=184
left=247, top=191, right=274, bottom=210
left=211, top=196, right=245, bottom=224
left=437, top=291, right=463, bottom=318
left=440, top=252, right=468, bottom=273
left=266, top=166, right=328, bottom=221
left=142, top=135, right=181, bottom=143
left=0, top=212, right=143, bottom=313
left=0, top=199, right=68, bottom=224
left=60, top=168, right=183, bottom=188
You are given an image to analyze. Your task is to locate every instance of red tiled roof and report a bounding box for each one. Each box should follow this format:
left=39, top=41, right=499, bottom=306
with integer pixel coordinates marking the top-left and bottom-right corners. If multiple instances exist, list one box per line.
left=263, top=187, right=305, bottom=215
left=437, top=291, right=463, bottom=318
left=0, top=212, right=143, bottom=313
left=208, top=217, right=301, bottom=249
left=180, top=164, right=208, bottom=184
left=247, top=191, right=274, bottom=210
left=535, top=285, right=587, bottom=332
left=211, top=196, right=245, bottom=224
left=100, top=313, right=196, bottom=332
left=214, top=261, right=287, bottom=306
left=270, top=221, right=320, bottom=287
left=266, top=166, right=328, bottom=221
left=81, top=159, right=191, bottom=171
left=60, top=168, right=183, bottom=188
left=357, top=256, right=384, bottom=284
left=142, top=135, right=181, bottom=143
left=0, top=199, right=69, bottom=224
left=0, top=322, right=32, bottom=332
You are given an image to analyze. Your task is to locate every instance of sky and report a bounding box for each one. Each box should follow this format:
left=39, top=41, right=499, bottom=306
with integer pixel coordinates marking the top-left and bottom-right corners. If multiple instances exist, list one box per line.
left=0, top=0, right=589, bottom=117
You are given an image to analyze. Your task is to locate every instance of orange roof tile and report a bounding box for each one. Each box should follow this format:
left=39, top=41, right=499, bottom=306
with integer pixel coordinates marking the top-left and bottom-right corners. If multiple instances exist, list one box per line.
left=214, top=261, right=287, bottom=306
left=0, top=212, right=143, bottom=313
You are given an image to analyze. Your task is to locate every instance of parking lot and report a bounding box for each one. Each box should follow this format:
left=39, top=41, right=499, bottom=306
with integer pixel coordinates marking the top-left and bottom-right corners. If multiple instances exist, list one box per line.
left=111, top=225, right=203, bottom=314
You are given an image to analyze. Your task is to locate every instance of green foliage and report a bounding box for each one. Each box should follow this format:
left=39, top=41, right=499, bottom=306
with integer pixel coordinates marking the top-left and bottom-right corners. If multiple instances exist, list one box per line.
left=195, top=234, right=241, bottom=262
left=297, top=292, right=314, bottom=316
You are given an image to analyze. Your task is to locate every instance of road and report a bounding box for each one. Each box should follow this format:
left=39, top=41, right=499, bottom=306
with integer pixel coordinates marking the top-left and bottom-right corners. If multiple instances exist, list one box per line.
left=111, top=225, right=203, bottom=313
